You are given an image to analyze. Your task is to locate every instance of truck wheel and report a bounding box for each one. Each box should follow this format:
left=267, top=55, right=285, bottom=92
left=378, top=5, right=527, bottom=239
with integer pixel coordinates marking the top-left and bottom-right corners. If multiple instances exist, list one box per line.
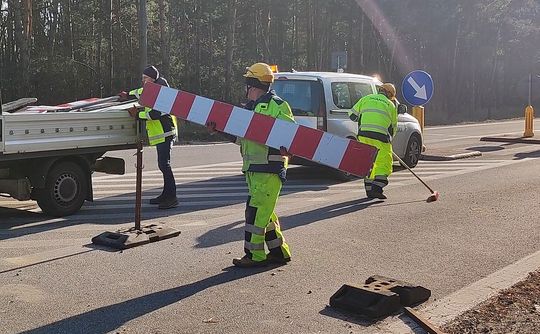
left=402, top=134, right=421, bottom=168
left=36, top=162, right=88, bottom=217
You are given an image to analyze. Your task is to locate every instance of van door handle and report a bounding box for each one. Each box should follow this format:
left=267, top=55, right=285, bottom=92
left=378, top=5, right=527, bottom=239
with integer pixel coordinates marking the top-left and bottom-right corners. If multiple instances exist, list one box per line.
left=330, top=109, right=348, bottom=115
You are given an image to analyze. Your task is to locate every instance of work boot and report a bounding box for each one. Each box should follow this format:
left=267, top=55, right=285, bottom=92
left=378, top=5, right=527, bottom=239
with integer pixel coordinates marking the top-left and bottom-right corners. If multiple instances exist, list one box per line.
left=149, top=195, right=164, bottom=205
left=158, top=197, right=179, bottom=210
left=366, top=191, right=387, bottom=200
left=232, top=256, right=268, bottom=268
left=266, top=254, right=291, bottom=265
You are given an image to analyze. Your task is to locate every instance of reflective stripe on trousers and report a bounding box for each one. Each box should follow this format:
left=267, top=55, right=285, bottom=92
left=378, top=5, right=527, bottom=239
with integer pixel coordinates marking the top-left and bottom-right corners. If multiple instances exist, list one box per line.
left=358, top=124, right=391, bottom=138
left=244, top=172, right=291, bottom=262
left=359, top=136, right=392, bottom=191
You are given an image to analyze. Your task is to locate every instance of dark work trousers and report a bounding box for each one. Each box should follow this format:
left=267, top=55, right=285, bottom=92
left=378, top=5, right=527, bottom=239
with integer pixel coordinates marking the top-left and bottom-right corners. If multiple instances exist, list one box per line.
left=156, top=138, right=176, bottom=199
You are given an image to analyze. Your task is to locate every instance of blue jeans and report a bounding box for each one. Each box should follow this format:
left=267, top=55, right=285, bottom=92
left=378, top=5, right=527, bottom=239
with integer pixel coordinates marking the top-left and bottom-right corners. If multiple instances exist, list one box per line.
left=156, top=138, right=176, bottom=199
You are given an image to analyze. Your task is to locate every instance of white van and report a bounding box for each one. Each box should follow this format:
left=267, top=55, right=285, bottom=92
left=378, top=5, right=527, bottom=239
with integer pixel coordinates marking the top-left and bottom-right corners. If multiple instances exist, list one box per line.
left=272, top=72, right=423, bottom=178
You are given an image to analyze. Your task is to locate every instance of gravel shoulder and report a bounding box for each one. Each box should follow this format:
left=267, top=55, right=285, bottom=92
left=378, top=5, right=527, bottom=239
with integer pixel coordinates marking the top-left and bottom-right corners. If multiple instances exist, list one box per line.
left=443, top=270, right=540, bottom=334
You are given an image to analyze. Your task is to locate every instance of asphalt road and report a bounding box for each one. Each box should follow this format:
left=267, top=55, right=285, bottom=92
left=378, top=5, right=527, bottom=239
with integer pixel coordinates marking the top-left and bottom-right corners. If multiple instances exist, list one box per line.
left=0, top=119, right=539, bottom=334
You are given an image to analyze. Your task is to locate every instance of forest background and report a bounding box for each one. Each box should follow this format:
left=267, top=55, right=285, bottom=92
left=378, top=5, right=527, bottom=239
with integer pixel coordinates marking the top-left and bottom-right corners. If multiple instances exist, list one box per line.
left=1, top=0, right=539, bottom=124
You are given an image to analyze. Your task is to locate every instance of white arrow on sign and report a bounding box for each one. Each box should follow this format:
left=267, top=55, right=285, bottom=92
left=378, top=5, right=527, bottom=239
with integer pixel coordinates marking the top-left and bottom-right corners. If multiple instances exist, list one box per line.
left=407, top=77, right=428, bottom=100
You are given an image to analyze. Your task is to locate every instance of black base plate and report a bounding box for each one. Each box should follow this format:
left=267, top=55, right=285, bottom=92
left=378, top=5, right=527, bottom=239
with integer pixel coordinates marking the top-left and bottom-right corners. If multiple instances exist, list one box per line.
left=92, top=224, right=181, bottom=250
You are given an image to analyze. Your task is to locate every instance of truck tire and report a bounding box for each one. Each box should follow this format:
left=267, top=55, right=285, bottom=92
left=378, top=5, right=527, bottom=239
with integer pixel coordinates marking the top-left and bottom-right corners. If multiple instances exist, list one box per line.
left=36, top=161, right=88, bottom=217
left=402, top=134, right=421, bottom=168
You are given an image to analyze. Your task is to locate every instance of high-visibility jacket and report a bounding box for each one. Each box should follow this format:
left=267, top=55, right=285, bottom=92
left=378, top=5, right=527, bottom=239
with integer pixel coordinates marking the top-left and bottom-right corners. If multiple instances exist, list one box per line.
left=351, top=93, right=397, bottom=143
left=129, top=77, right=177, bottom=146
left=240, top=91, right=295, bottom=179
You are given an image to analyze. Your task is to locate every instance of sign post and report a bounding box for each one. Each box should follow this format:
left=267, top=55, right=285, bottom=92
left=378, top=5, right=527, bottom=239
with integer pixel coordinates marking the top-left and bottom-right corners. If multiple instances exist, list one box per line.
left=331, top=51, right=347, bottom=72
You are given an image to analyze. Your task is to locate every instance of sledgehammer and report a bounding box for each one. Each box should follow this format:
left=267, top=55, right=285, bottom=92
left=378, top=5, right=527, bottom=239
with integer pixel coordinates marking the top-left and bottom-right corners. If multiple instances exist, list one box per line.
left=392, top=152, right=439, bottom=203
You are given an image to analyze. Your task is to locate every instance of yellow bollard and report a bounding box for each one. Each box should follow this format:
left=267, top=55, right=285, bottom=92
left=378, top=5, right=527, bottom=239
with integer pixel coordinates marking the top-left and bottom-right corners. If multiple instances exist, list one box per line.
left=523, top=105, right=534, bottom=138
left=412, top=106, right=425, bottom=133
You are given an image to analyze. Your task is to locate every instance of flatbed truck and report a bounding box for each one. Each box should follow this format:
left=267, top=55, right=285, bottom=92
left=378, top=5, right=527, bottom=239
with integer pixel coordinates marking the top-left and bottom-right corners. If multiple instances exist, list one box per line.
left=0, top=99, right=139, bottom=217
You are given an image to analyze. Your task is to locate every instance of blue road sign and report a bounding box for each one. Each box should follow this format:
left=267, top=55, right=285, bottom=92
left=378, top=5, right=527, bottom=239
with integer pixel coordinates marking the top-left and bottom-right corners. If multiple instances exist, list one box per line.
left=402, top=70, right=434, bottom=106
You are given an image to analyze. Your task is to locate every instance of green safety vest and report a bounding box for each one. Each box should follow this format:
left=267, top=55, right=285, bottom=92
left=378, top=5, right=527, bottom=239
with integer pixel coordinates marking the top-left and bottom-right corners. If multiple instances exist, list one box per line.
left=130, top=87, right=178, bottom=146
left=352, top=93, right=397, bottom=143
left=241, top=92, right=295, bottom=174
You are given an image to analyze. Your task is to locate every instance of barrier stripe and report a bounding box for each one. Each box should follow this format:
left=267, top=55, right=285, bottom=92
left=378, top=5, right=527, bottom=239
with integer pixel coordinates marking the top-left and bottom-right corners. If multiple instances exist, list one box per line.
left=57, top=98, right=100, bottom=108
left=265, top=119, right=299, bottom=150
left=339, top=140, right=376, bottom=176
left=140, top=82, right=377, bottom=177
left=312, top=132, right=349, bottom=169
left=289, top=126, right=324, bottom=160
left=208, top=101, right=234, bottom=131
left=187, top=96, right=213, bottom=125
left=138, top=82, right=161, bottom=109
left=223, top=107, right=254, bottom=138
left=245, top=113, right=276, bottom=144
left=155, top=86, right=178, bottom=114
left=173, top=91, right=196, bottom=118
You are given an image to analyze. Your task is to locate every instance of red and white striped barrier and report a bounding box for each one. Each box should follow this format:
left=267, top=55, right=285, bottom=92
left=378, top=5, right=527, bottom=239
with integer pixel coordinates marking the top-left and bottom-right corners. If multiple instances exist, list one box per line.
left=22, top=98, right=101, bottom=113
left=140, top=82, right=377, bottom=177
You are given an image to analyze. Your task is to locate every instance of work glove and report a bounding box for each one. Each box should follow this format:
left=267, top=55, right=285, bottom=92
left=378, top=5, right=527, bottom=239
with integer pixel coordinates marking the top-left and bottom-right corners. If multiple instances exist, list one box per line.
left=280, top=146, right=293, bottom=158
left=117, top=91, right=129, bottom=102
left=206, top=121, right=217, bottom=134
left=127, top=105, right=141, bottom=118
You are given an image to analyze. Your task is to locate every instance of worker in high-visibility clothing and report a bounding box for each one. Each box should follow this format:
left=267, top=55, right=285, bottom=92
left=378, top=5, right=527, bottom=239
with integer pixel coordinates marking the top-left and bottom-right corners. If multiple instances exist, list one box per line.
left=119, top=65, right=178, bottom=209
left=207, top=62, right=294, bottom=268
left=349, top=83, right=398, bottom=200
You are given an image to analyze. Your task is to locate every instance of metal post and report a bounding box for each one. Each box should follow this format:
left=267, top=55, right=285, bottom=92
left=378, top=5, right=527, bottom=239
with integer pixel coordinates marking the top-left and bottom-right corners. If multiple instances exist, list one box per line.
left=523, top=74, right=534, bottom=138
left=412, top=106, right=425, bottom=133
left=524, top=105, right=534, bottom=138
left=134, top=133, right=143, bottom=230
left=139, top=0, right=148, bottom=76
left=529, top=73, right=532, bottom=107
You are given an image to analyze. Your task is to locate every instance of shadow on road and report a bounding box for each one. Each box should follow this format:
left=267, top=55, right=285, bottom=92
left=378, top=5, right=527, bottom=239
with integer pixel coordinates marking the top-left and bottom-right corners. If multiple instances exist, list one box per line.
left=319, top=306, right=377, bottom=327
left=0, top=166, right=338, bottom=241
left=195, top=198, right=390, bottom=249
left=18, top=266, right=275, bottom=334
left=514, top=149, right=540, bottom=159
left=465, top=145, right=505, bottom=152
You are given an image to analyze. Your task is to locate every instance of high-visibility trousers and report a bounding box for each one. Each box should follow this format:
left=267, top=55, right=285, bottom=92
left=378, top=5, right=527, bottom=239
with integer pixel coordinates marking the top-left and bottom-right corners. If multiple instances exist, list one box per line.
left=244, top=172, right=291, bottom=262
left=359, top=136, right=393, bottom=192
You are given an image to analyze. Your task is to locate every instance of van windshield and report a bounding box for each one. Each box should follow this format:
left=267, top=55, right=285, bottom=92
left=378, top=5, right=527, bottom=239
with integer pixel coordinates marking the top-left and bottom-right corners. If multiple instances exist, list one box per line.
left=272, top=79, right=323, bottom=116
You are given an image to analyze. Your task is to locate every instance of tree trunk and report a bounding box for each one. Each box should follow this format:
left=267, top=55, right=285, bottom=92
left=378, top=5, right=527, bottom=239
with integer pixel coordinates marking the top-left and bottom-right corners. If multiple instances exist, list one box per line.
left=224, top=0, right=237, bottom=102
left=10, top=0, right=30, bottom=95
left=64, top=0, right=74, bottom=59
left=138, top=0, right=148, bottom=78
left=103, top=0, right=113, bottom=94
left=158, top=0, right=170, bottom=77
left=261, top=1, right=271, bottom=61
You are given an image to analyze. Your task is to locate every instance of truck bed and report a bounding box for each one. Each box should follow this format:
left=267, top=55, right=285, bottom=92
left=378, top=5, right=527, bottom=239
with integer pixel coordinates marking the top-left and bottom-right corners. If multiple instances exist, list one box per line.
left=0, top=103, right=139, bottom=159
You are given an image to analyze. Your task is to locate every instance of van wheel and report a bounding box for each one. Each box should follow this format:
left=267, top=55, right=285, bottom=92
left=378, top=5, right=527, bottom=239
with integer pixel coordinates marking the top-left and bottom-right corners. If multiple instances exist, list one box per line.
left=36, top=162, right=88, bottom=217
left=402, top=134, right=421, bottom=168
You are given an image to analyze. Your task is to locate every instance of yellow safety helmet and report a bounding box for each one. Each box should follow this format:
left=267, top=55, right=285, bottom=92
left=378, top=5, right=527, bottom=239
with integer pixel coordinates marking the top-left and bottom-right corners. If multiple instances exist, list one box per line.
left=379, top=83, right=396, bottom=100
left=244, top=63, right=275, bottom=84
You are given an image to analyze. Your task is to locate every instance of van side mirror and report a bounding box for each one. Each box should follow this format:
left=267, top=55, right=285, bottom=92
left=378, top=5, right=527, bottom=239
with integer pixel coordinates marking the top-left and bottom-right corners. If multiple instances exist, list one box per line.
left=397, top=104, right=407, bottom=114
